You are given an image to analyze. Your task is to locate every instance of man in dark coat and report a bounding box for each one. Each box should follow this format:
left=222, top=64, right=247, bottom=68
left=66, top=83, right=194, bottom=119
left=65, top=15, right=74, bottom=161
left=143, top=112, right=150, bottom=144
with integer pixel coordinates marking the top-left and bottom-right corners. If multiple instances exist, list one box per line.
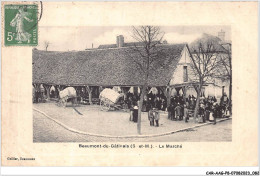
left=171, top=103, right=176, bottom=120
left=162, top=99, right=167, bottom=111
left=205, top=103, right=211, bottom=121
left=175, top=103, right=182, bottom=121
left=154, top=97, right=161, bottom=110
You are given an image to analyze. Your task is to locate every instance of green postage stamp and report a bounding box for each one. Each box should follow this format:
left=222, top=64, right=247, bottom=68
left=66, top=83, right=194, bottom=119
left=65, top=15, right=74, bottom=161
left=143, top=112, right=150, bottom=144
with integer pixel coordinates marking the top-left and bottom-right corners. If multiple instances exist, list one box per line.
left=4, top=4, right=38, bottom=46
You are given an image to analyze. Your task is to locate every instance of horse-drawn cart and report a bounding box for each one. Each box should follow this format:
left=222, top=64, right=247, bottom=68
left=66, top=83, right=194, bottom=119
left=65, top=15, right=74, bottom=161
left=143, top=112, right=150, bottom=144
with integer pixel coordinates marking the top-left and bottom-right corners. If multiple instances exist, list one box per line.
left=99, top=88, right=124, bottom=111
left=57, top=87, right=79, bottom=107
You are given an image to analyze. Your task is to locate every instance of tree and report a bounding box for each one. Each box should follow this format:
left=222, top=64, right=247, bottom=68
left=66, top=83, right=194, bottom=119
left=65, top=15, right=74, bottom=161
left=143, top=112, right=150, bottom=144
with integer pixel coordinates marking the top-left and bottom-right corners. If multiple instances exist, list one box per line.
left=217, top=43, right=232, bottom=114
left=189, top=37, right=224, bottom=120
left=44, top=41, right=50, bottom=51
left=127, top=26, right=164, bottom=134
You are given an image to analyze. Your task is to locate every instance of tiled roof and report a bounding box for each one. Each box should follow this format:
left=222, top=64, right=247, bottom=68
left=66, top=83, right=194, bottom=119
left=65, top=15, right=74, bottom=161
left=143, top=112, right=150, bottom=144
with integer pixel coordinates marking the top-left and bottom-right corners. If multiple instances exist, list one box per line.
left=33, top=44, right=186, bottom=86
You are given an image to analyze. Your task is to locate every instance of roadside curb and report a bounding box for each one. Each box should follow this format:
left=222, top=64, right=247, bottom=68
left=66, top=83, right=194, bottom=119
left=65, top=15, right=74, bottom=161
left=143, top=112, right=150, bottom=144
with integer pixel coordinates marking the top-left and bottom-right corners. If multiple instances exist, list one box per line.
left=33, top=108, right=232, bottom=139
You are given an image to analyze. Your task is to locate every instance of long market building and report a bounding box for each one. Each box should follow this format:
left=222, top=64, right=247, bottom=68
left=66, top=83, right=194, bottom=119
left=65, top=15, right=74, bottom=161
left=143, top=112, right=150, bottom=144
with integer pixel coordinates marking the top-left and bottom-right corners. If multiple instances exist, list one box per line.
left=32, top=35, right=228, bottom=105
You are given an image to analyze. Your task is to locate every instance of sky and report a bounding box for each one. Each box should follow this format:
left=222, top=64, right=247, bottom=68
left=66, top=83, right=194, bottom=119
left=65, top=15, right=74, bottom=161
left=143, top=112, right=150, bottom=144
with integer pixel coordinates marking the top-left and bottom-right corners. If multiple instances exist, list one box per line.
left=37, top=26, right=231, bottom=51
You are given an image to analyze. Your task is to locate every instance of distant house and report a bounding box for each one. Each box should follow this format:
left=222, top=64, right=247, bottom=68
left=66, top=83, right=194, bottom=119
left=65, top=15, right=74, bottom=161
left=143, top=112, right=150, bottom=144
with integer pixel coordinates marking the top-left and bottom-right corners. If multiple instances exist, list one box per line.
left=32, top=35, right=200, bottom=104
left=188, top=33, right=231, bottom=100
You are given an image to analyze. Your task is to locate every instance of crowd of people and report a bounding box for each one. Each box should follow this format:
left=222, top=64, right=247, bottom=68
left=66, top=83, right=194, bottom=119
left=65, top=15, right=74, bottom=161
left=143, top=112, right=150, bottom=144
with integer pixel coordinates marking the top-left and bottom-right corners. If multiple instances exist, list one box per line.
left=127, top=91, right=166, bottom=126
left=124, top=91, right=167, bottom=112
left=36, top=85, right=231, bottom=127
left=167, top=94, right=230, bottom=124
left=128, top=91, right=230, bottom=126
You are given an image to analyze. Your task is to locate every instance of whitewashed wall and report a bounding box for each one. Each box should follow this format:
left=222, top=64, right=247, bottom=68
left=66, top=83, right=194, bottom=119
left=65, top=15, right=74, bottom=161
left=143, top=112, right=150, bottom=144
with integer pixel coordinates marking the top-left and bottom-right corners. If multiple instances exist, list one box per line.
left=170, top=46, right=196, bottom=85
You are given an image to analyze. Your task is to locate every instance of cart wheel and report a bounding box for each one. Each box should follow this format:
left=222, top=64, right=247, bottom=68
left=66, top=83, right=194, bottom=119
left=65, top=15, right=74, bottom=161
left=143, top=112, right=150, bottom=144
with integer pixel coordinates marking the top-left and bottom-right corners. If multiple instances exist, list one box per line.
left=59, top=98, right=66, bottom=107
left=100, top=101, right=109, bottom=111
left=63, top=100, right=67, bottom=108
left=57, top=99, right=62, bottom=107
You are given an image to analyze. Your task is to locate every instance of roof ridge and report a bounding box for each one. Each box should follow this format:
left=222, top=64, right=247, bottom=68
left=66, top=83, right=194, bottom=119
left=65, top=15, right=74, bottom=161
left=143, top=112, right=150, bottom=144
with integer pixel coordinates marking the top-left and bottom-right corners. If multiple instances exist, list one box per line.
left=34, top=43, right=187, bottom=53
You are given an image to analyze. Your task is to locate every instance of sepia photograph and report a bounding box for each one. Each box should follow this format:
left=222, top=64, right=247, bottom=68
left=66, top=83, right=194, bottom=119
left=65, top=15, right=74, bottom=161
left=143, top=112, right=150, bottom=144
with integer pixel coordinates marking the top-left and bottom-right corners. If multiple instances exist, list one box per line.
left=2, top=1, right=258, bottom=169
left=32, top=25, right=232, bottom=142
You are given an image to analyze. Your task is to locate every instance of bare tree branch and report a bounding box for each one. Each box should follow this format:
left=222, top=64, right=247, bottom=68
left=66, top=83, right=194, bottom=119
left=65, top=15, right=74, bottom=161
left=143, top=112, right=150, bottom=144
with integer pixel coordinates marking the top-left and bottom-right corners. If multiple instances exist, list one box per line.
left=44, top=41, right=50, bottom=51
left=125, top=26, right=166, bottom=134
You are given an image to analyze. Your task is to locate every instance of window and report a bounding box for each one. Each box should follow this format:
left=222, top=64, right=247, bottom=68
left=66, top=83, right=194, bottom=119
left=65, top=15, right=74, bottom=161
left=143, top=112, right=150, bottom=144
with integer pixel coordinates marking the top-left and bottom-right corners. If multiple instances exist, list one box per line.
left=183, top=66, right=188, bottom=82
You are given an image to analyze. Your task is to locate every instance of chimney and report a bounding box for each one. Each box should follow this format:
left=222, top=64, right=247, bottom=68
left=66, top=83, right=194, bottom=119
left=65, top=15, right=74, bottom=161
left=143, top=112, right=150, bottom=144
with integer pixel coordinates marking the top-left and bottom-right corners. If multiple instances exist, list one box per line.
left=163, top=40, right=168, bottom=44
left=218, top=29, right=225, bottom=41
left=116, top=35, right=124, bottom=47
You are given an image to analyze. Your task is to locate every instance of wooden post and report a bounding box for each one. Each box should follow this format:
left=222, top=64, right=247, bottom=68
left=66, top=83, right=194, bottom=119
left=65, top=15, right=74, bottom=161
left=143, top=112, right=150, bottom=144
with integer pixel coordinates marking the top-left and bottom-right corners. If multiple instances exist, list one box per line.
left=121, top=87, right=130, bottom=100
left=175, top=87, right=181, bottom=96
left=33, top=83, right=40, bottom=92
left=75, top=86, right=82, bottom=96
left=182, top=86, right=187, bottom=103
left=43, top=84, right=51, bottom=100
left=146, top=86, right=151, bottom=93
left=54, top=85, right=59, bottom=98
left=159, top=86, right=167, bottom=98
left=86, top=86, right=93, bottom=104
left=33, top=83, right=41, bottom=103
left=99, top=86, right=103, bottom=93
left=133, top=87, right=138, bottom=97
left=60, top=85, right=66, bottom=91
left=167, top=86, right=172, bottom=106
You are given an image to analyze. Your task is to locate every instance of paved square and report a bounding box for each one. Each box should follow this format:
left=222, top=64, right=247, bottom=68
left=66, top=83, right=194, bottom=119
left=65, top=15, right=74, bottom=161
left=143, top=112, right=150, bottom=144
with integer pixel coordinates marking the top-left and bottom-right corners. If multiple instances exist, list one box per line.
left=33, top=102, right=230, bottom=137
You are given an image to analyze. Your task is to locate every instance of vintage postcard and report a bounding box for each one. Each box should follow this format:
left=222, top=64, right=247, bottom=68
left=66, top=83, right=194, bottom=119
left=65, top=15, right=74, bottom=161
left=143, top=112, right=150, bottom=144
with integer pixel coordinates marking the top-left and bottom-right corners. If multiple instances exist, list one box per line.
left=1, top=1, right=258, bottom=167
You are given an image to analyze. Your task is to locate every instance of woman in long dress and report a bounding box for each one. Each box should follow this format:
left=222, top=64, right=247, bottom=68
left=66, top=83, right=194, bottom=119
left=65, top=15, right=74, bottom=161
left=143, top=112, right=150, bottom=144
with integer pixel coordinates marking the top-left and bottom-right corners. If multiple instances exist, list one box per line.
left=10, top=6, right=33, bottom=43
left=133, top=104, right=138, bottom=123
